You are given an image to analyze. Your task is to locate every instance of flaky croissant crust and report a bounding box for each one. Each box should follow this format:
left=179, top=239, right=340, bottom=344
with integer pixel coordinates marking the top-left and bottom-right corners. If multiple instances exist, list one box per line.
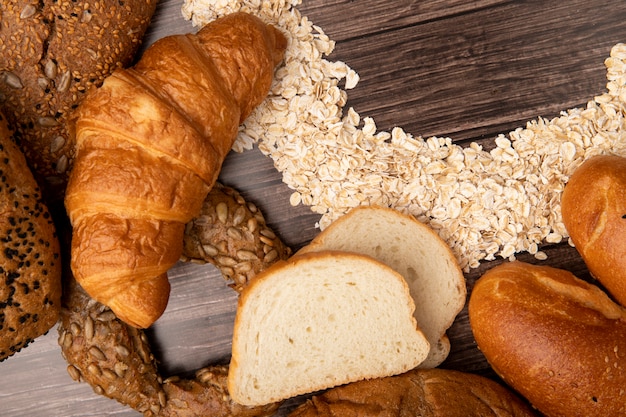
left=65, top=12, right=287, bottom=328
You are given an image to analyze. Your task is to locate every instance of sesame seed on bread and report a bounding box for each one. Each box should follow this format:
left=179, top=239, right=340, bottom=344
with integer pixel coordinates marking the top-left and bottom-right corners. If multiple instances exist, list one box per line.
left=0, top=111, right=62, bottom=361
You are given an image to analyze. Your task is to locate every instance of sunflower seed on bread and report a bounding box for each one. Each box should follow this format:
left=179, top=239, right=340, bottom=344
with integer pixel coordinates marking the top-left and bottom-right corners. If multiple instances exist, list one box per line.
left=0, top=0, right=157, bottom=200
left=183, top=183, right=291, bottom=292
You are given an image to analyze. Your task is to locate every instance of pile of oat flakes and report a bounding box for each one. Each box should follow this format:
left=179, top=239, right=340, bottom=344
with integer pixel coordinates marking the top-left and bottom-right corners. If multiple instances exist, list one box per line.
left=182, top=0, right=626, bottom=272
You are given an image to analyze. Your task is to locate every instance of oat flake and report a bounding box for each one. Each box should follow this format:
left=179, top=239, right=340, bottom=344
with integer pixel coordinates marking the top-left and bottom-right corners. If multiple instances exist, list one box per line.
left=182, top=0, right=626, bottom=272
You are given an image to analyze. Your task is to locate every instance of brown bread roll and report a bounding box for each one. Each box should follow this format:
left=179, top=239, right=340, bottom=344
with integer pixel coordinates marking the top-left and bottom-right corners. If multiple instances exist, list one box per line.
left=0, top=112, right=62, bottom=361
left=288, top=368, right=537, bottom=417
left=0, top=0, right=157, bottom=199
left=468, top=261, right=626, bottom=417
left=561, top=154, right=626, bottom=306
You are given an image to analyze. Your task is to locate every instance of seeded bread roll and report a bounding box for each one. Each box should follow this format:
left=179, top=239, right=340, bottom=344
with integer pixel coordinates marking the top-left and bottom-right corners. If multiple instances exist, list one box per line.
left=58, top=276, right=164, bottom=414
left=289, top=368, right=537, bottom=417
left=0, top=112, right=62, bottom=361
left=561, top=154, right=626, bottom=306
left=0, top=0, right=157, bottom=200
left=297, top=205, right=466, bottom=368
left=183, top=183, right=292, bottom=292
left=468, top=261, right=626, bottom=417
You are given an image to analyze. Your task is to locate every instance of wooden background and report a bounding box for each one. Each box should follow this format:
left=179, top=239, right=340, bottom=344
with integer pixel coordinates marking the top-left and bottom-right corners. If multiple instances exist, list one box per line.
left=2, top=0, right=626, bottom=415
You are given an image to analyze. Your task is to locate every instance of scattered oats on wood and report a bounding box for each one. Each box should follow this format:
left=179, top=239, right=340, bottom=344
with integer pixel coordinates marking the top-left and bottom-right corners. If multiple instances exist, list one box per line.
left=182, top=0, right=626, bottom=272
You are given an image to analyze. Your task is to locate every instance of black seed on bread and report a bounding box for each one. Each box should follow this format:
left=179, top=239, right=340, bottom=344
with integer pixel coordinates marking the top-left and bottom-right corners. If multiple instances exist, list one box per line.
left=0, top=111, right=62, bottom=361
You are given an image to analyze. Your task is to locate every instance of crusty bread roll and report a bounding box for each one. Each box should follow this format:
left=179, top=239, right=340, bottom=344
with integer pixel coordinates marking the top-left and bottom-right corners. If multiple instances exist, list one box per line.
left=468, top=261, right=626, bottom=417
left=0, top=0, right=157, bottom=199
left=297, top=206, right=466, bottom=368
left=0, top=112, right=62, bottom=361
left=561, top=154, right=626, bottom=306
left=288, top=368, right=537, bottom=417
left=228, top=251, right=430, bottom=407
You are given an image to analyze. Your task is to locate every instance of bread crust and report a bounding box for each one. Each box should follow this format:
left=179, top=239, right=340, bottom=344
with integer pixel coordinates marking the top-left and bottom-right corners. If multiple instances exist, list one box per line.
left=561, top=154, right=626, bottom=306
left=469, top=261, right=626, bottom=417
left=297, top=205, right=466, bottom=368
left=0, top=112, right=62, bottom=361
left=0, top=0, right=158, bottom=199
left=288, top=368, right=537, bottom=417
left=65, top=13, right=287, bottom=328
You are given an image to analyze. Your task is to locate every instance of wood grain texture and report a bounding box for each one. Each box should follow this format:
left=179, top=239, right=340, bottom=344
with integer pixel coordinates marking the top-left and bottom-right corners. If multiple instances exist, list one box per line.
left=1, top=0, right=625, bottom=415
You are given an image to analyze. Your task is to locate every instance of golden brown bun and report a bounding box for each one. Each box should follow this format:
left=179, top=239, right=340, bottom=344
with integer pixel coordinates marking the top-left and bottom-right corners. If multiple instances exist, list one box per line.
left=561, top=154, right=626, bottom=305
left=65, top=13, right=287, bottom=328
left=0, top=0, right=157, bottom=198
left=0, top=112, right=62, bottom=361
left=468, top=261, right=626, bottom=417
left=288, top=368, right=537, bottom=417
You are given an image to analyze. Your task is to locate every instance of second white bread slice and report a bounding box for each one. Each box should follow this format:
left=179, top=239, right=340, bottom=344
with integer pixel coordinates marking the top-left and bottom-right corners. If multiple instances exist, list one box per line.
left=227, top=250, right=430, bottom=407
left=297, top=206, right=466, bottom=368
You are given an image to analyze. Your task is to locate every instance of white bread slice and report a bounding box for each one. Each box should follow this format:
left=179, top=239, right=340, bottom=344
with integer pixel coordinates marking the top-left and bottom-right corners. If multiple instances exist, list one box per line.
left=227, top=250, right=430, bottom=406
left=297, top=206, right=466, bottom=368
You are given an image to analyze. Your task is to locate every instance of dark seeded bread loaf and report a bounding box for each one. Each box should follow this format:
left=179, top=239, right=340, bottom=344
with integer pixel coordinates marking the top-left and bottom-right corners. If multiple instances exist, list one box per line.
left=288, top=368, right=538, bottom=417
left=0, top=0, right=157, bottom=200
left=0, top=112, right=62, bottom=361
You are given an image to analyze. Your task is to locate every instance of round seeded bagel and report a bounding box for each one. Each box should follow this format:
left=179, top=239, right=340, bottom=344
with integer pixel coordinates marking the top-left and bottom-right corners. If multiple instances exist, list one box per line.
left=0, top=112, right=62, bottom=361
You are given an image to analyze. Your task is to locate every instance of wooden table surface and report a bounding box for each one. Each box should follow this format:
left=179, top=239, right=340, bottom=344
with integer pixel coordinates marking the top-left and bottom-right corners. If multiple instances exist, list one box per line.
left=2, top=0, right=626, bottom=415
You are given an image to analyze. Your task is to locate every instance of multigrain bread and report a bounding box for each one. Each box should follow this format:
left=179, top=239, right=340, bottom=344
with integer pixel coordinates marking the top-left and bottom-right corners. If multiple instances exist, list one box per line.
left=561, top=154, right=626, bottom=306
left=468, top=261, right=626, bottom=417
left=0, top=0, right=157, bottom=199
left=182, top=182, right=292, bottom=292
left=0, top=112, right=62, bottom=361
left=288, top=368, right=538, bottom=417
left=297, top=206, right=466, bottom=368
left=228, top=251, right=430, bottom=407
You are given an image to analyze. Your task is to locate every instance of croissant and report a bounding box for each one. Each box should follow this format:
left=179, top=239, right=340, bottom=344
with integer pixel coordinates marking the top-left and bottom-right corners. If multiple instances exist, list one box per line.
left=64, top=12, right=287, bottom=328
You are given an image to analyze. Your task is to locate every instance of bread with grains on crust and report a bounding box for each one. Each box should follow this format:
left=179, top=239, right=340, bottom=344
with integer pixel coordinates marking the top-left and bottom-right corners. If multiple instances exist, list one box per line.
left=288, top=368, right=538, bottom=417
left=469, top=261, right=626, bottom=417
left=64, top=12, right=287, bottom=328
left=561, top=154, right=626, bottom=306
left=228, top=250, right=430, bottom=407
left=0, top=112, right=62, bottom=361
left=297, top=205, right=466, bottom=368
left=0, top=0, right=158, bottom=200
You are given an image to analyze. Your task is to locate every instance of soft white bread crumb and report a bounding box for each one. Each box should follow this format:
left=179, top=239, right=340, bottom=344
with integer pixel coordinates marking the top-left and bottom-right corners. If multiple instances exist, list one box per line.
left=297, top=206, right=466, bottom=368
left=227, top=250, right=430, bottom=406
